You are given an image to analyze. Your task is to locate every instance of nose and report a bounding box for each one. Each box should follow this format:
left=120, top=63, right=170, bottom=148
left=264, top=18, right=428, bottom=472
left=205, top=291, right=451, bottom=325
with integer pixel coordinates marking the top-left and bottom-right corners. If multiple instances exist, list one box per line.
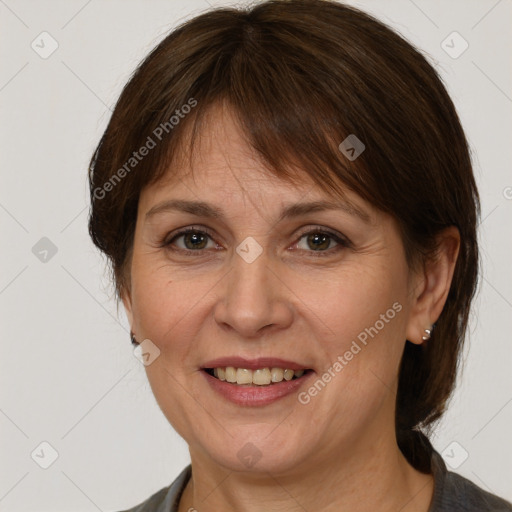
left=213, top=249, right=294, bottom=338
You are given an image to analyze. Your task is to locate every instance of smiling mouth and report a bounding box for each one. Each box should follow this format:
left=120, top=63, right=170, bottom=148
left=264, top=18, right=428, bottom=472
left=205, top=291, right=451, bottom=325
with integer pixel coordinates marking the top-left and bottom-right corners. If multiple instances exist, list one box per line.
left=203, top=367, right=313, bottom=386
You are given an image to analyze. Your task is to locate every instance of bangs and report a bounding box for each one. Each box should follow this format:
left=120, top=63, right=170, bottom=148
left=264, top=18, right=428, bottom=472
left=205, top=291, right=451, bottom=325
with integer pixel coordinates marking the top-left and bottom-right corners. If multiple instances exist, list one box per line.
left=150, top=96, right=358, bottom=204
left=133, top=22, right=391, bottom=216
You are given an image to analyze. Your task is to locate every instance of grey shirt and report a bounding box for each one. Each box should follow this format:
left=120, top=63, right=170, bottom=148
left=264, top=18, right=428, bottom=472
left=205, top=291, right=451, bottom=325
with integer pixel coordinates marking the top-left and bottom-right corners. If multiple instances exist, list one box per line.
left=117, top=450, right=512, bottom=511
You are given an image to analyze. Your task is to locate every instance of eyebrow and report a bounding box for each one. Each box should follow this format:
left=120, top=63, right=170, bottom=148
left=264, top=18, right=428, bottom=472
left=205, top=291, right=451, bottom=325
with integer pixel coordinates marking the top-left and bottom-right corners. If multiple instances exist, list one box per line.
left=145, top=198, right=371, bottom=223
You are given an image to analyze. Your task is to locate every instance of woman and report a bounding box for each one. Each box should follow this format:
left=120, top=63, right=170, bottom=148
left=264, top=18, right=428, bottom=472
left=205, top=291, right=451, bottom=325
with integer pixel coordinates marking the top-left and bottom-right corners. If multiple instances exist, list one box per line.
left=88, top=1, right=512, bottom=511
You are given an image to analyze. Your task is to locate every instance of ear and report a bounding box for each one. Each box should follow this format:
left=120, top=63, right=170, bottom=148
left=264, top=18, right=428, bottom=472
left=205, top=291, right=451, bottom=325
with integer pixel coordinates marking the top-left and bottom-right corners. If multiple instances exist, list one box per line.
left=405, top=226, right=460, bottom=345
left=121, top=285, right=134, bottom=331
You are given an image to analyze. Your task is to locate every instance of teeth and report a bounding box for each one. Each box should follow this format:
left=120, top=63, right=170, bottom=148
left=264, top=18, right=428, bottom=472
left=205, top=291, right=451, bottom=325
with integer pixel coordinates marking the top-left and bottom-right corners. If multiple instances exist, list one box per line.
left=283, top=369, right=294, bottom=381
left=236, top=368, right=253, bottom=385
left=253, top=368, right=271, bottom=385
left=214, top=368, right=228, bottom=381
left=210, top=367, right=306, bottom=386
left=271, top=367, right=284, bottom=382
left=225, top=366, right=237, bottom=383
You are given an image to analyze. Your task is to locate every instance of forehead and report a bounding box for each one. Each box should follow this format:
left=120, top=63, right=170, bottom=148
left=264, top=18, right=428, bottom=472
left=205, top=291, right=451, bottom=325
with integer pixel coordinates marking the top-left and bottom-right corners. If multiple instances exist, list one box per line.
left=141, top=104, right=321, bottom=203
left=138, top=101, right=377, bottom=225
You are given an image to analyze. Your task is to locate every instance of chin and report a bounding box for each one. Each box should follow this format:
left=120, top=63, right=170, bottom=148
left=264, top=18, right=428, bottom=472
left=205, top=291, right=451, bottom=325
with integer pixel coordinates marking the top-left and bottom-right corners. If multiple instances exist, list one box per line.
left=199, top=430, right=309, bottom=475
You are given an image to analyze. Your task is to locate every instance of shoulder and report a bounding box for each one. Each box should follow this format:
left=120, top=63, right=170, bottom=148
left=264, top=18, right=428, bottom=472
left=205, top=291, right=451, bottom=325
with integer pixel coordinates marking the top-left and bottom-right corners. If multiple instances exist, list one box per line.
left=116, top=486, right=171, bottom=512
left=114, top=465, right=192, bottom=512
left=440, top=471, right=512, bottom=511
left=430, top=450, right=512, bottom=512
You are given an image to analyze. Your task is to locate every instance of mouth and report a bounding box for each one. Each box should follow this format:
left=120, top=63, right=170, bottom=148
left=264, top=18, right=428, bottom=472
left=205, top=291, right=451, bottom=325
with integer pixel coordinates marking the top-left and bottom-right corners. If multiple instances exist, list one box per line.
left=200, top=363, right=315, bottom=407
left=202, top=367, right=314, bottom=386
left=199, top=356, right=315, bottom=406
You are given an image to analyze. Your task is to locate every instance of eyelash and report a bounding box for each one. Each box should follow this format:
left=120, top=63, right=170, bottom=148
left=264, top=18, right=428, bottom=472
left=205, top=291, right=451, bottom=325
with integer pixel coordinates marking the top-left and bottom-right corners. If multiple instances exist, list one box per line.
left=160, top=225, right=351, bottom=258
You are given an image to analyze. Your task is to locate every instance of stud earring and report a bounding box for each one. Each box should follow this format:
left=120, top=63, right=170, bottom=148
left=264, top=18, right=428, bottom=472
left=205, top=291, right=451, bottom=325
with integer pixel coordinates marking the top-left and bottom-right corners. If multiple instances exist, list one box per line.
left=130, top=332, right=139, bottom=345
left=422, top=326, right=432, bottom=342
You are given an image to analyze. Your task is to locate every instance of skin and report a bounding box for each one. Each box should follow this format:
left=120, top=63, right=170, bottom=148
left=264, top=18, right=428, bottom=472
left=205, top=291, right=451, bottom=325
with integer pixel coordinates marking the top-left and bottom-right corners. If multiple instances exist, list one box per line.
left=122, top=104, right=460, bottom=512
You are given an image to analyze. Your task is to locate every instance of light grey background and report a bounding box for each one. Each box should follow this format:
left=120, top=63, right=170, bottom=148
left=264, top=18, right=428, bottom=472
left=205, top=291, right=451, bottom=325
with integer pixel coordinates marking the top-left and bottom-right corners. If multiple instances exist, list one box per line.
left=1, top=0, right=511, bottom=510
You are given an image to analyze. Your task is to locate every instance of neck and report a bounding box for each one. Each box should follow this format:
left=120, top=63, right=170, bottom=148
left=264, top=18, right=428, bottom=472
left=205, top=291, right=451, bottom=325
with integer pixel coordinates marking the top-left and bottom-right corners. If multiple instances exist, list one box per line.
left=178, top=427, right=434, bottom=512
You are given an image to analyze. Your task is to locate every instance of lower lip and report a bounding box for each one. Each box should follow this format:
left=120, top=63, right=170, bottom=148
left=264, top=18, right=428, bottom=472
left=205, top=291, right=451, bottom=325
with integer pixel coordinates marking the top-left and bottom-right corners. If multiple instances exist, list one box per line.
left=201, top=370, right=314, bottom=407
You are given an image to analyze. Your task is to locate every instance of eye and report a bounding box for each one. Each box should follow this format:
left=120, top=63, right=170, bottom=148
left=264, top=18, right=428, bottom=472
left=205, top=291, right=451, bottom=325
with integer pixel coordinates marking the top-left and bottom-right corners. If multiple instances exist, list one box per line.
left=162, top=228, right=218, bottom=254
left=293, top=228, right=349, bottom=256
left=160, top=226, right=350, bottom=257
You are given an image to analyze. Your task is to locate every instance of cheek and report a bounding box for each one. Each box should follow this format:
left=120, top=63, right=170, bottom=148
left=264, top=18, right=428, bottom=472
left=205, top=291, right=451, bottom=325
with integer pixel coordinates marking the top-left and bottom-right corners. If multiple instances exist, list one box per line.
left=128, top=252, right=221, bottom=365
left=295, top=268, right=408, bottom=436
left=304, top=263, right=409, bottom=383
left=129, top=253, right=185, bottom=353
left=128, top=258, right=211, bottom=437
left=310, top=263, right=406, bottom=334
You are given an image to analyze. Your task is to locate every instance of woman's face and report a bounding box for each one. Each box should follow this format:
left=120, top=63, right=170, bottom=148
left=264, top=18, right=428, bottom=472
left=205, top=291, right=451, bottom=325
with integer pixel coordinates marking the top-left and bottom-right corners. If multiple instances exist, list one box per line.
left=123, top=106, right=424, bottom=475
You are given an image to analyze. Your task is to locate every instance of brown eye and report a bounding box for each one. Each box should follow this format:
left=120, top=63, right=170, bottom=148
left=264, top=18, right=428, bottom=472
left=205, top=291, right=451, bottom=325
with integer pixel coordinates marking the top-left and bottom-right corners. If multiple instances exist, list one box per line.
left=181, top=231, right=209, bottom=250
left=295, top=229, right=348, bottom=254
left=164, top=229, right=216, bottom=252
left=303, top=232, right=332, bottom=251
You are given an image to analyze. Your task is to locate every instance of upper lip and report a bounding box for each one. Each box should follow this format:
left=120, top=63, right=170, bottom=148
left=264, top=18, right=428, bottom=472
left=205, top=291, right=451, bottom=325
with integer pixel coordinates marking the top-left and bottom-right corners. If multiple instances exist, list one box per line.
left=201, top=356, right=310, bottom=371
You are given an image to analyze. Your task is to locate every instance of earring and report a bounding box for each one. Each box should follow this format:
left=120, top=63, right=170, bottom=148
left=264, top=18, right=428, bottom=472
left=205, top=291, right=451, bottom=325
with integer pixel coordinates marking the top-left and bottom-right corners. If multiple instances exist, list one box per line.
left=422, top=326, right=432, bottom=342
left=130, top=332, right=139, bottom=345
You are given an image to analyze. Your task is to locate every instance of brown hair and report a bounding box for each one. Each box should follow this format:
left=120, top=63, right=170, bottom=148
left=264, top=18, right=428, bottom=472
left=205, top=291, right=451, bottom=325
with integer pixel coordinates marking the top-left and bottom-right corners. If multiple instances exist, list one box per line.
left=88, top=0, right=479, bottom=472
